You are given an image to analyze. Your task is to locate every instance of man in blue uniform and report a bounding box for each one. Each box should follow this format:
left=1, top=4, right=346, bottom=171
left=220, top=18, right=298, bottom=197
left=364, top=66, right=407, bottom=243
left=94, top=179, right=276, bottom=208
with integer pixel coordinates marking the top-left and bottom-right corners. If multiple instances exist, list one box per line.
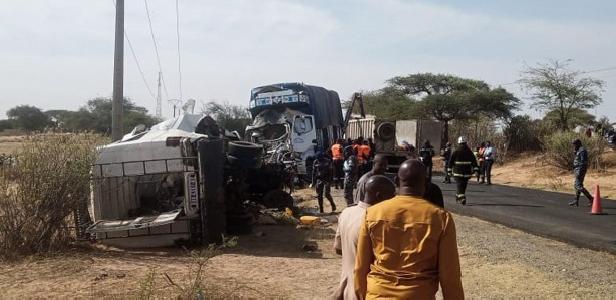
left=569, top=139, right=594, bottom=207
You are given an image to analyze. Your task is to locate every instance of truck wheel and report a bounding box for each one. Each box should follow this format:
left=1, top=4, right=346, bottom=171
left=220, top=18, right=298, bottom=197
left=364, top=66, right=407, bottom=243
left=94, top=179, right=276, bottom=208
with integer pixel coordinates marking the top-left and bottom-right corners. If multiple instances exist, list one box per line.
left=228, top=141, right=263, bottom=158
left=261, top=190, right=294, bottom=210
left=377, top=122, right=396, bottom=140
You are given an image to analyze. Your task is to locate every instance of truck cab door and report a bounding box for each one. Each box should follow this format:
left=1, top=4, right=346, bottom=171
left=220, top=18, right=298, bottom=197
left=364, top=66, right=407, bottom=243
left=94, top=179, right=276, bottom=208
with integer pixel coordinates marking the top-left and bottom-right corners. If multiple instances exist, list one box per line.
left=291, top=115, right=316, bottom=174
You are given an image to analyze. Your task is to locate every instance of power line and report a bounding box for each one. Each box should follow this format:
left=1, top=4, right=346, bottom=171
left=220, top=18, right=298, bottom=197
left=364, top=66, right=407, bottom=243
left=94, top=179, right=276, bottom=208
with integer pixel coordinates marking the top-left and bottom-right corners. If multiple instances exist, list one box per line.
left=126, top=32, right=157, bottom=101
left=112, top=0, right=156, bottom=102
left=143, top=0, right=170, bottom=100
left=175, top=0, right=183, bottom=101
left=581, top=66, right=616, bottom=74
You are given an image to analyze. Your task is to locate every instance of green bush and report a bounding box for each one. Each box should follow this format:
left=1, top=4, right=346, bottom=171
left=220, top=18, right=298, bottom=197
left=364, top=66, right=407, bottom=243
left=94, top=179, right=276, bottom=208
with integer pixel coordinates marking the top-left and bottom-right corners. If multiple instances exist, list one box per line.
left=0, top=133, right=106, bottom=258
left=543, top=131, right=607, bottom=171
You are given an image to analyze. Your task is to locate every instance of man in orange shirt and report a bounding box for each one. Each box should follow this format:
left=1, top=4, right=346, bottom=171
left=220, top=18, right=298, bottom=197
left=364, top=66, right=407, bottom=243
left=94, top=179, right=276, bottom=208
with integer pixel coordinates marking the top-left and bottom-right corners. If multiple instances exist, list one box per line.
left=355, top=159, right=464, bottom=300
left=358, top=140, right=372, bottom=175
left=331, top=139, right=345, bottom=189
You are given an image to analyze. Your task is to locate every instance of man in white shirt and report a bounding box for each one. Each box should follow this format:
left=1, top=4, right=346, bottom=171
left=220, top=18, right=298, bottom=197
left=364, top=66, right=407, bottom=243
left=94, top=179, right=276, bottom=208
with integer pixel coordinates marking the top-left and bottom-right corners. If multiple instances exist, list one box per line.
left=333, top=175, right=396, bottom=300
left=483, top=141, right=496, bottom=185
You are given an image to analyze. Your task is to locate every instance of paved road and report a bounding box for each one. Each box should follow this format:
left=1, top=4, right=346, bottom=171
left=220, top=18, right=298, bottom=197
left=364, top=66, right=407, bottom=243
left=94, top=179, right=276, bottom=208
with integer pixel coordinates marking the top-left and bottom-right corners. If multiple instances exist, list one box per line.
left=433, top=176, right=616, bottom=254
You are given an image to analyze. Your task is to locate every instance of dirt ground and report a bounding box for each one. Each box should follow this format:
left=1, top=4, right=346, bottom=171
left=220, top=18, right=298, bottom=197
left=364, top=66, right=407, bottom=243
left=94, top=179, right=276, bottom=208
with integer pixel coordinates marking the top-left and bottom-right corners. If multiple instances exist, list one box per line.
left=0, top=135, right=24, bottom=155
left=1, top=189, right=615, bottom=299
left=491, top=151, right=616, bottom=200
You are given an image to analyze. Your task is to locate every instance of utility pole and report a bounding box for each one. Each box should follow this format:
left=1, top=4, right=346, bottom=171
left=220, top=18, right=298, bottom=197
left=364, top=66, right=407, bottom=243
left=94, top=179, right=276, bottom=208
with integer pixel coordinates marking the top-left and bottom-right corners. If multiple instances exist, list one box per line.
left=156, top=71, right=162, bottom=118
left=111, top=0, right=124, bottom=141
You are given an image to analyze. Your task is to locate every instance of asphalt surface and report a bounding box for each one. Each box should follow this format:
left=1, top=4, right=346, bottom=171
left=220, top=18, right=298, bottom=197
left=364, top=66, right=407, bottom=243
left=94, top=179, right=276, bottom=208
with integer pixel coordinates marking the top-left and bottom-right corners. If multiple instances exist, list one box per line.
left=433, top=176, right=616, bottom=254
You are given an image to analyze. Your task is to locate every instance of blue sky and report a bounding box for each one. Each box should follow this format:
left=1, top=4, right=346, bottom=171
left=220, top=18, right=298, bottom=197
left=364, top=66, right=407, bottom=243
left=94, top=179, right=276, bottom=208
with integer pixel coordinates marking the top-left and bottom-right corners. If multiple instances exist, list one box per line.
left=1, top=0, right=615, bottom=120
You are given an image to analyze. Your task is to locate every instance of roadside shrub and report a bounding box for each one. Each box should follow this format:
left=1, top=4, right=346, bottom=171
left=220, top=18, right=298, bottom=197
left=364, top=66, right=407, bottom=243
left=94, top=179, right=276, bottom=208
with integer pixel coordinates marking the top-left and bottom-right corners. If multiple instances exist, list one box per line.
left=543, top=131, right=607, bottom=171
left=0, top=133, right=106, bottom=258
left=504, top=115, right=543, bottom=153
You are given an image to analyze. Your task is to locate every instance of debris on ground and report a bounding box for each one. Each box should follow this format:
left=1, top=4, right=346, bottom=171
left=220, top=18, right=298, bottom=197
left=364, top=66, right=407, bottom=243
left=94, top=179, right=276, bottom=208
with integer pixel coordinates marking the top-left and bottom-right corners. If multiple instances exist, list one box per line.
left=301, top=242, right=318, bottom=252
left=257, top=208, right=300, bottom=225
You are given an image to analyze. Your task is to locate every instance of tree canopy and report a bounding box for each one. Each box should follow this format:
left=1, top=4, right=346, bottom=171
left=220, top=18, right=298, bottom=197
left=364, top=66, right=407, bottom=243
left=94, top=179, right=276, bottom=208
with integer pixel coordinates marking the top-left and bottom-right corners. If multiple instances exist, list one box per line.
left=42, top=98, right=160, bottom=134
left=7, top=105, right=51, bottom=131
left=387, top=73, right=489, bottom=96
left=520, top=59, right=604, bottom=131
left=344, top=87, right=420, bottom=120
left=384, top=73, right=519, bottom=145
left=200, top=101, right=251, bottom=136
left=543, top=108, right=595, bottom=130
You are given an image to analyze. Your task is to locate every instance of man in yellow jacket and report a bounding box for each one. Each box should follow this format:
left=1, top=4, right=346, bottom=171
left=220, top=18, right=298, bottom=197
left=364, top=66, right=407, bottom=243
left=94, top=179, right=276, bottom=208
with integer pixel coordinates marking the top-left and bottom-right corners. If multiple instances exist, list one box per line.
left=354, top=159, right=464, bottom=300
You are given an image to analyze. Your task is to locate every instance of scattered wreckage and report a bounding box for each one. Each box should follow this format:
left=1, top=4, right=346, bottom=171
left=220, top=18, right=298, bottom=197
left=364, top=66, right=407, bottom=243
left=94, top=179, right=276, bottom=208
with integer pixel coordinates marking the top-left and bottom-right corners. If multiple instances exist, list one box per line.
left=87, top=113, right=294, bottom=247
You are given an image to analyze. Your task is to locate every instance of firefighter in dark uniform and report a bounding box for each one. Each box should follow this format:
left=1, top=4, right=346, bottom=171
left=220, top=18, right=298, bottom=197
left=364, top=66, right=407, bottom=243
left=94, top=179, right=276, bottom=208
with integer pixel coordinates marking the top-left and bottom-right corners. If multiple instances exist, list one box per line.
left=447, top=136, right=479, bottom=205
left=419, top=140, right=435, bottom=181
left=311, top=151, right=337, bottom=213
left=569, top=138, right=594, bottom=207
left=441, top=142, right=452, bottom=183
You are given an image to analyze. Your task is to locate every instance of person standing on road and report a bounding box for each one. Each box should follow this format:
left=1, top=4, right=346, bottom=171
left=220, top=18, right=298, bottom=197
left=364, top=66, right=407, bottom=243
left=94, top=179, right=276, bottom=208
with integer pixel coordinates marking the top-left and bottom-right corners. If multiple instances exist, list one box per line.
left=354, top=154, right=388, bottom=204
left=354, top=159, right=464, bottom=299
left=343, top=153, right=359, bottom=205
left=419, top=140, right=435, bottom=181
left=483, top=141, right=495, bottom=185
left=448, top=136, right=479, bottom=205
left=331, top=139, right=345, bottom=190
left=474, top=143, right=485, bottom=183
left=311, top=152, right=337, bottom=213
left=333, top=175, right=396, bottom=300
left=441, top=142, right=452, bottom=184
left=569, top=139, right=594, bottom=207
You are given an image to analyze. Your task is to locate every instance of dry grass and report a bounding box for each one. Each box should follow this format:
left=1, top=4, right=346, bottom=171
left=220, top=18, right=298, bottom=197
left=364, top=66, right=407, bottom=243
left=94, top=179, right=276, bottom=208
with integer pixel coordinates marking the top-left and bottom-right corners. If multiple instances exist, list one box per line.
left=0, top=133, right=107, bottom=258
left=492, top=151, right=616, bottom=200
left=0, top=135, right=25, bottom=155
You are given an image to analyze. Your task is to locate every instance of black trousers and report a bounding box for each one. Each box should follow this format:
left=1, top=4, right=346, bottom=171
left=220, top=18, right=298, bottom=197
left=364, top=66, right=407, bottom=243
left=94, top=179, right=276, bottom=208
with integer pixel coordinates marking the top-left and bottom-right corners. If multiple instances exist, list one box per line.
left=343, top=173, right=357, bottom=205
left=484, top=160, right=494, bottom=184
left=425, top=163, right=433, bottom=181
left=316, top=179, right=336, bottom=212
left=443, top=164, right=451, bottom=182
left=455, top=177, right=469, bottom=199
left=332, top=159, right=344, bottom=188
left=574, top=167, right=592, bottom=200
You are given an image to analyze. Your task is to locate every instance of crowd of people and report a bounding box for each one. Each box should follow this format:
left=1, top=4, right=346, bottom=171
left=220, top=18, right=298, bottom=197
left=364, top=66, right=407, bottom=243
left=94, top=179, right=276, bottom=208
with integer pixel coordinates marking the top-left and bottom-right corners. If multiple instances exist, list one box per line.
left=311, top=135, right=500, bottom=299
left=311, top=131, right=607, bottom=299
left=311, top=136, right=494, bottom=213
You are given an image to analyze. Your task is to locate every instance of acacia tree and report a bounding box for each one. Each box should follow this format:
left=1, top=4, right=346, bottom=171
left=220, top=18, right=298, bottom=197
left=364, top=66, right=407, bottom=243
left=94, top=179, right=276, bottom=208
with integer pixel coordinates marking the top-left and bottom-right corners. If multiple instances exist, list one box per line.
left=520, top=59, right=604, bottom=131
left=7, top=105, right=51, bottom=131
left=386, top=73, right=519, bottom=146
left=200, top=101, right=251, bottom=136
left=543, top=108, right=595, bottom=130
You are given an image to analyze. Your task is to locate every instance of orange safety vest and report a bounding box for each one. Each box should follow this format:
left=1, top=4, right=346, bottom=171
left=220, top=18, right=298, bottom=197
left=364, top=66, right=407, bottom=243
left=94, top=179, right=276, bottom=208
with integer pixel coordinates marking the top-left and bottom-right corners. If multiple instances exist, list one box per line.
left=331, top=143, right=344, bottom=160
left=478, top=147, right=486, bottom=162
left=358, top=144, right=371, bottom=163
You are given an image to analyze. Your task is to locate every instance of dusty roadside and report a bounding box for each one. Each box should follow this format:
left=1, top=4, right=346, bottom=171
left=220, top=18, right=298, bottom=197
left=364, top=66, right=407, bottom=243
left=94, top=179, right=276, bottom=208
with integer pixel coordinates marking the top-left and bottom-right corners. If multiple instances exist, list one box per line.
left=491, top=152, right=616, bottom=200
left=1, top=189, right=614, bottom=298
